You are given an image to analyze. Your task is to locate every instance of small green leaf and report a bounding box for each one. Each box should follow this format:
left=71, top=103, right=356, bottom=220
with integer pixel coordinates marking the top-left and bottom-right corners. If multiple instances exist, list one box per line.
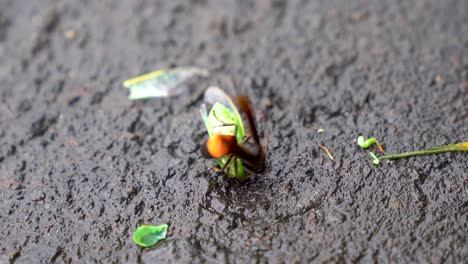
left=357, top=135, right=384, bottom=153
left=357, top=136, right=376, bottom=148
left=133, top=224, right=168, bottom=248
left=369, top=152, right=380, bottom=165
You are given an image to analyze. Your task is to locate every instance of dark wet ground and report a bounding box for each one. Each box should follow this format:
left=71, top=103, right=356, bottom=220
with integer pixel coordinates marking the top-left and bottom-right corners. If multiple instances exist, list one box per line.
left=0, top=0, right=467, bottom=263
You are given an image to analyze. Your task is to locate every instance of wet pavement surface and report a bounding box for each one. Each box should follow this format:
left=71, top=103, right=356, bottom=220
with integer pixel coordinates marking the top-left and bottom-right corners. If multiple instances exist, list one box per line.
left=0, top=0, right=467, bottom=263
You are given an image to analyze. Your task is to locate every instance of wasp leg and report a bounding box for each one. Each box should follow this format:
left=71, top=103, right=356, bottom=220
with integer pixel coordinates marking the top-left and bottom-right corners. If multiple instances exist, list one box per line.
left=233, top=157, right=239, bottom=179
left=240, top=134, right=255, bottom=145
left=219, top=154, right=234, bottom=174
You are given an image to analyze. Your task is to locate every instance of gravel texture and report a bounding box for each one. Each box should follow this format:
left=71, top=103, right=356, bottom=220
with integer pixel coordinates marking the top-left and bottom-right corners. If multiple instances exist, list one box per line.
left=0, top=0, right=467, bottom=263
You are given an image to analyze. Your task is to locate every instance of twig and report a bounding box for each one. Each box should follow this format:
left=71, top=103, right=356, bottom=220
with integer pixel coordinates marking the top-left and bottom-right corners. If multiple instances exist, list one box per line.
left=319, top=144, right=334, bottom=161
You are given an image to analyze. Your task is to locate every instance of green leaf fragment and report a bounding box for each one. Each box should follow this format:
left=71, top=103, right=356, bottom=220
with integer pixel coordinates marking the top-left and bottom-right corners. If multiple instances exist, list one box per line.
left=357, top=136, right=376, bottom=148
left=357, top=135, right=384, bottom=153
left=133, top=224, right=168, bottom=248
left=369, top=152, right=380, bottom=165
left=123, top=67, right=209, bottom=100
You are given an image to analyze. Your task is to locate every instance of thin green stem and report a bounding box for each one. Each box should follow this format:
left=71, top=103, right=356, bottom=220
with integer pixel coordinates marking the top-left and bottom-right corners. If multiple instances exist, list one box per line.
left=379, top=142, right=468, bottom=160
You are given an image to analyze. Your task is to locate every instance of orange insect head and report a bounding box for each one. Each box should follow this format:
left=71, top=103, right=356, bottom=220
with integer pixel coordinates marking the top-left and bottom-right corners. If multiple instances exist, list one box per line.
left=202, top=134, right=238, bottom=159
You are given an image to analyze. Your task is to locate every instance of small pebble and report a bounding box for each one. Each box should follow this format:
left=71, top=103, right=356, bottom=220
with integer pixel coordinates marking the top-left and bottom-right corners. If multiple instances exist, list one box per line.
left=261, top=98, right=273, bottom=108
left=327, top=209, right=346, bottom=224
left=30, top=190, right=45, bottom=201
left=11, top=183, right=23, bottom=190
left=65, top=30, right=76, bottom=39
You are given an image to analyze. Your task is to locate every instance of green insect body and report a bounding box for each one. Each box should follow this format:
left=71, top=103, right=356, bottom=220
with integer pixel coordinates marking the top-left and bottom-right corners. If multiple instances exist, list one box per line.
left=201, top=102, right=247, bottom=179
left=200, top=85, right=259, bottom=180
left=203, top=103, right=244, bottom=142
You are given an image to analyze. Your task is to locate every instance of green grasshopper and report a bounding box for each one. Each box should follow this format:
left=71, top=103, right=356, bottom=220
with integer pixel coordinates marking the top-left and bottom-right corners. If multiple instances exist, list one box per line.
left=199, top=86, right=265, bottom=180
